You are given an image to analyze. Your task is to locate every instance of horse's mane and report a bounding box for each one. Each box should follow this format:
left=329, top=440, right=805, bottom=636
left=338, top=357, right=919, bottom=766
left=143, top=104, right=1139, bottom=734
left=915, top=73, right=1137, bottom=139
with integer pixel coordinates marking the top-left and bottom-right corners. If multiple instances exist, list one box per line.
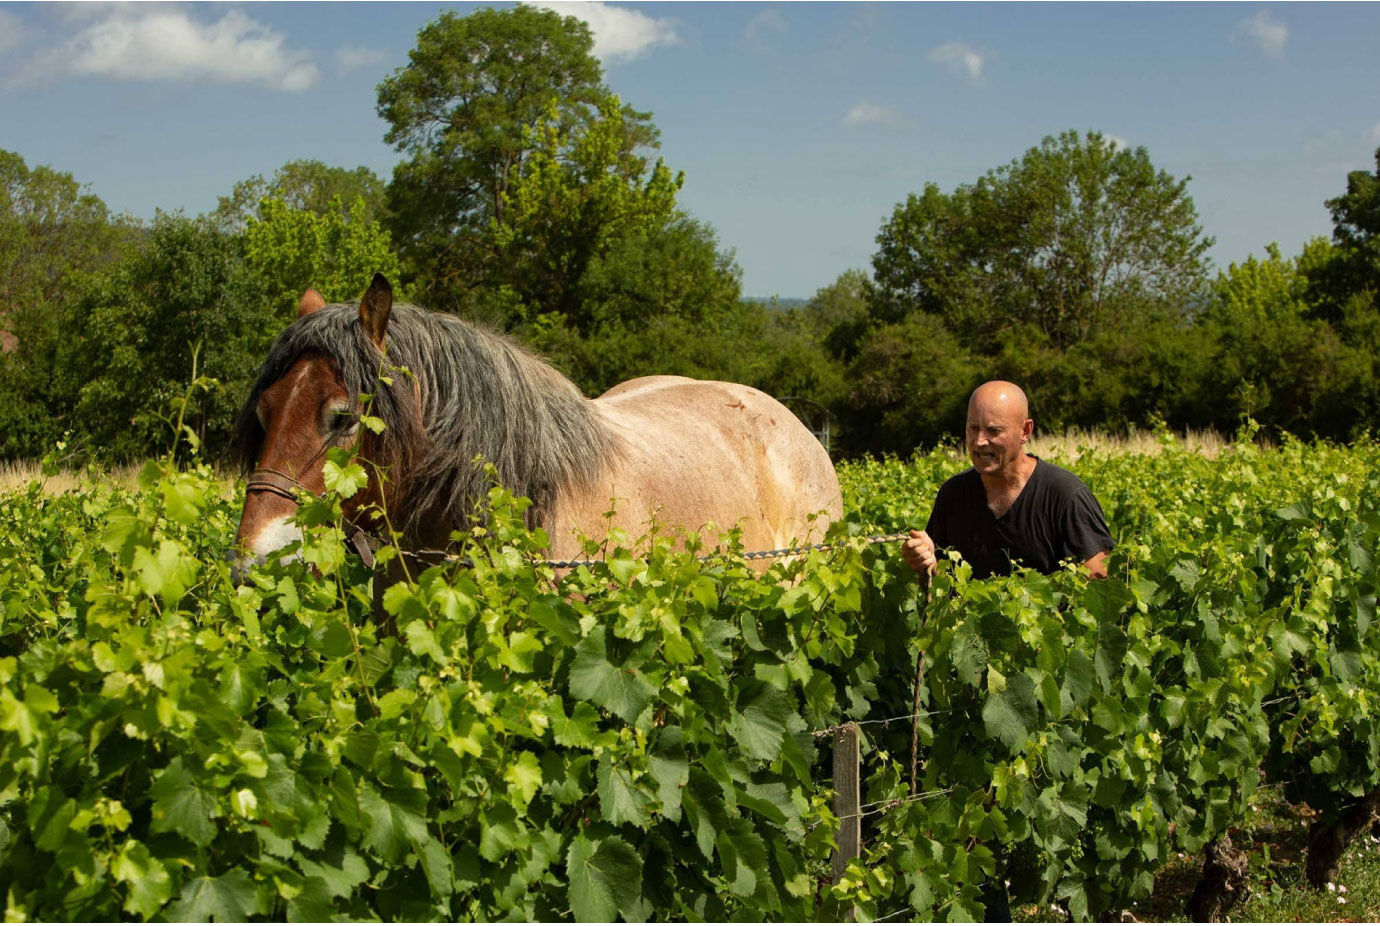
left=230, top=302, right=617, bottom=541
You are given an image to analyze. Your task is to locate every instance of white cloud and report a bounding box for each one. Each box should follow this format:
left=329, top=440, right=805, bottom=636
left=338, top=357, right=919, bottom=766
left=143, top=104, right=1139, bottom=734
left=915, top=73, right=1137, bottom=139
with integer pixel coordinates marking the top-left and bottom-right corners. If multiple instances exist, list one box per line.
left=744, top=9, right=788, bottom=49
left=0, top=10, right=27, bottom=56
left=1233, top=11, right=1288, bottom=58
left=527, top=1, right=680, bottom=63
left=1106, top=134, right=1129, bottom=152
left=1366, top=124, right=1380, bottom=145
left=12, top=7, right=318, bottom=91
left=843, top=101, right=901, bottom=127
left=335, top=44, right=387, bottom=75
left=927, top=41, right=985, bottom=81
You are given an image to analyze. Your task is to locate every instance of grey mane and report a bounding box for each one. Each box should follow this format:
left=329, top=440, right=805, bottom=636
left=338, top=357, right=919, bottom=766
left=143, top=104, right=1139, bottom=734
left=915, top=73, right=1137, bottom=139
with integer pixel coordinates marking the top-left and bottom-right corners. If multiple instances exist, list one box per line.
left=231, top=302, right=617, bottom=542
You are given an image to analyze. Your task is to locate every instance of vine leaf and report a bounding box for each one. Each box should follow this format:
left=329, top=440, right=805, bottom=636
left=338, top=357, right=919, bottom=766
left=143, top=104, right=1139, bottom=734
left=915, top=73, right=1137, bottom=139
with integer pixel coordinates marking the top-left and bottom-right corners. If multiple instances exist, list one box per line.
left=981, top=671, right=1038, bottom=750
left=726, top=680, right=794, bottom=761
left=567, top=834, right=642, bottom=922
left=165, top=871, right=268, bottom=922
left=597, top=758, right=654, bottom=827
left=569, top=631, right=655, bottom=722
left=149, top=757, right=218, bottom=848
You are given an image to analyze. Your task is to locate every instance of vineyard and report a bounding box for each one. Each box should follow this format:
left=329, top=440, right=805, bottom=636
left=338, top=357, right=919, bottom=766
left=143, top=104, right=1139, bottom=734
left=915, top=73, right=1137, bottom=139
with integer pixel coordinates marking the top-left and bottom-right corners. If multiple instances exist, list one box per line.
left=0, top=436, right=1378, bottom=921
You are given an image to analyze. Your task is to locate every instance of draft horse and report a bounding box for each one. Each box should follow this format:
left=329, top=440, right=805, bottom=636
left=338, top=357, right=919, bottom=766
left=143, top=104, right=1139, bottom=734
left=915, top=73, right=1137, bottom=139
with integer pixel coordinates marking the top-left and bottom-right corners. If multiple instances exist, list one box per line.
left=230, top=275, right=842, bottom=584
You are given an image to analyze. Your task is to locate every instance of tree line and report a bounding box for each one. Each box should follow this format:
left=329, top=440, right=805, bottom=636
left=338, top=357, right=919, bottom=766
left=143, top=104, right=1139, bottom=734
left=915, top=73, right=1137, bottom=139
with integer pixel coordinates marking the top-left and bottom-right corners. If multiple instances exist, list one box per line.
left=1, top=5, right=1377, bottom=464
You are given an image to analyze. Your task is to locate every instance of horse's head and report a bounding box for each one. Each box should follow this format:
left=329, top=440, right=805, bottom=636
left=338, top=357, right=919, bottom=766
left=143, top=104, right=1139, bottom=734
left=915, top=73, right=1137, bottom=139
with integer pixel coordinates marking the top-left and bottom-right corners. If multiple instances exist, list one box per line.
left=229, top=275, right=394, bottom=582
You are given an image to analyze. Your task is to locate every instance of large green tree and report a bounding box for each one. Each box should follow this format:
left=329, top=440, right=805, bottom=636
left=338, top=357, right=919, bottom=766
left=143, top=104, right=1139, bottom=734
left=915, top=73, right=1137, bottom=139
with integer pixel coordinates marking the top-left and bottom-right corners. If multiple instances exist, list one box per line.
left=485, top=95, right=740, bottom=333
left=52, top=216, right=264, bottom=459
left=0, top=151, right=134, bottom=455
left=243, top=194, right=402, bottom=317
left=211, top=160, right=388, bottom=232
left=376, top=5, right=656, bottom=313
left=1304, top=145, right=1380, bottom=327
left=871, top=130, right=1214, bottom=349
left=0, top=150, right=129, bottom=350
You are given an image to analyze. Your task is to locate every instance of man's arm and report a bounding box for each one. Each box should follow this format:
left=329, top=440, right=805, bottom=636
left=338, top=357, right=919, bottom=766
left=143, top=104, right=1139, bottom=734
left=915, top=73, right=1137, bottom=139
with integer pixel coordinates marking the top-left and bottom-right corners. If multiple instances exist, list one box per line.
left=903, top=485, right=953, bottom=575
left=1061, top=479, right=1114, bottom=580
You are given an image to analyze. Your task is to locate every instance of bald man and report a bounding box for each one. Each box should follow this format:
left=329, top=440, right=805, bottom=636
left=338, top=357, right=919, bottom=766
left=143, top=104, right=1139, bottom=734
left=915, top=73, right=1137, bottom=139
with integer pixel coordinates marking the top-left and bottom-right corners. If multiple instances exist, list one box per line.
left=902, top=381, right=1114, bottom=580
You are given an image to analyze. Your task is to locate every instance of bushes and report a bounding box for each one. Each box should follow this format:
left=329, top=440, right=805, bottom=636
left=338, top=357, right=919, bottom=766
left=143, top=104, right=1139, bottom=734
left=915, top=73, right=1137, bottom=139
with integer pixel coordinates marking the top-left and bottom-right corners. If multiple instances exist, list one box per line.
left=2, top=441, right=1380, bottom=919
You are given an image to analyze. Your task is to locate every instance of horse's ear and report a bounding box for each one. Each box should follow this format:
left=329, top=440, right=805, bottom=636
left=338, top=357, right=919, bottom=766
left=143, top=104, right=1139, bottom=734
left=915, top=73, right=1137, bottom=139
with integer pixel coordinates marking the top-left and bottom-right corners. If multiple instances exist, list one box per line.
left=297, top=288, right=326, bottom=318
left=359, top=273, right=392, bottom=349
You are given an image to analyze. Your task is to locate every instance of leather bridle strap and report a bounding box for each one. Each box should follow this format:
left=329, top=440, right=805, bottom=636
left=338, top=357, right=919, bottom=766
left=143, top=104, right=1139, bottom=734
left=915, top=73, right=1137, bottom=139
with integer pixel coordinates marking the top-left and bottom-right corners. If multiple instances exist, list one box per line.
left=246, top=467, right=312, bottom=503
left=245, top=467, right=377, bottom=569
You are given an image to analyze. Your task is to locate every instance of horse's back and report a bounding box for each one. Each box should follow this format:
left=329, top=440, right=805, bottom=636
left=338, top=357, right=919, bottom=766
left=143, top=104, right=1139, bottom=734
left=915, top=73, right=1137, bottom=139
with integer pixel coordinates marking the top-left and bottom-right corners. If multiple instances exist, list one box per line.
left=552, top=376, right=841, bottom=559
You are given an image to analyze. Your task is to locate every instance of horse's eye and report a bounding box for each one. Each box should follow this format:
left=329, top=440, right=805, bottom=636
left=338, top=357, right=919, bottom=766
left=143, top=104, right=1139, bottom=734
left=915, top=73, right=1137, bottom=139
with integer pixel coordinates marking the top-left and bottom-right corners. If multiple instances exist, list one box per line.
left=324, top=406, right=358, bottom=436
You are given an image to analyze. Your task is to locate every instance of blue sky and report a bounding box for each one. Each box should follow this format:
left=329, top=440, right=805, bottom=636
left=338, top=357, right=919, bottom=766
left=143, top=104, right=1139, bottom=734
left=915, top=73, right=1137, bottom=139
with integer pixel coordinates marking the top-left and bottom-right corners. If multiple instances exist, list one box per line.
left=1, top=2, right=1377, bottom=298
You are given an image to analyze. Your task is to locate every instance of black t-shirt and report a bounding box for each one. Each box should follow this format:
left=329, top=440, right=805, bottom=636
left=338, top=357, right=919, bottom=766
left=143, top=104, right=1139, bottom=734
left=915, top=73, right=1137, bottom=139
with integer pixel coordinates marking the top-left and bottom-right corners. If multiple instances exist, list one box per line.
left=925, top=458, right=1115, bottom=579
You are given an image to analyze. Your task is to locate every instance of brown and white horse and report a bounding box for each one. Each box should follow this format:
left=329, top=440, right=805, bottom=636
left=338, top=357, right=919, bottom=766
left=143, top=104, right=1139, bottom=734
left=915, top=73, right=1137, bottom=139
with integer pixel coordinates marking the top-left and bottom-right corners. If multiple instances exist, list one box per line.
left=230, top=275, right=841, bottom=580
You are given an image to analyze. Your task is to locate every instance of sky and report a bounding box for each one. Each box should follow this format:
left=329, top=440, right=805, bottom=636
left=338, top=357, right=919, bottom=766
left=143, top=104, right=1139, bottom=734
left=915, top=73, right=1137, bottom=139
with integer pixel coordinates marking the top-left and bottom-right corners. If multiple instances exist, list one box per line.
left=1, top=1, right=1378, bottom=299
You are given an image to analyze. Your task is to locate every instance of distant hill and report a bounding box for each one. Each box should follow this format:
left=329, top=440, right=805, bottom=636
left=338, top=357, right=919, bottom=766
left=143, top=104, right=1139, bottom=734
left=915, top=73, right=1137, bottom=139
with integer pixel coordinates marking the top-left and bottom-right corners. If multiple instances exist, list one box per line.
left=744, top=296, right=808, bottom=311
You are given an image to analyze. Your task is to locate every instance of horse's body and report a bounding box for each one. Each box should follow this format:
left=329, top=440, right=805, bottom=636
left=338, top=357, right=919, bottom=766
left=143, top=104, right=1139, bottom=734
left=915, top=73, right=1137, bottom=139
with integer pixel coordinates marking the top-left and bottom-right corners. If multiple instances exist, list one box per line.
left=230, top=277, right=840, bottom=577
left=560, top=374, right=839, bottom=560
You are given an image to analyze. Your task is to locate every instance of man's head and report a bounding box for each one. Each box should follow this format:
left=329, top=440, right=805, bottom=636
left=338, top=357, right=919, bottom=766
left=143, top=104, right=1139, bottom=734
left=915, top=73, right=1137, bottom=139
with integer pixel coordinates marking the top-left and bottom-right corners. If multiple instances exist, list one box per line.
left=966, top=381, right=1033, bottom=477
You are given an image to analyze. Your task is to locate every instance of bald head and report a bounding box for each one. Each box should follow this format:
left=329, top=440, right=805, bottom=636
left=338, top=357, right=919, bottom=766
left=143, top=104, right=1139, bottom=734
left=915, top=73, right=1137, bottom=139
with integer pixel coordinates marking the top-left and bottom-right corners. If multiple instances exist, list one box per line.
left=966, top=381, right=1033, bottom=478
left=969, top=381, right=1029, bottom=422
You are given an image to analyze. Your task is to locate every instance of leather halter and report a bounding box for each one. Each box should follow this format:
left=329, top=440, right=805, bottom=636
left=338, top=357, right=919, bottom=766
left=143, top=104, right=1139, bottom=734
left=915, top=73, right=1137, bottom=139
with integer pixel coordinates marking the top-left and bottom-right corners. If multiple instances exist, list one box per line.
left=245, top=467, right=377, bottom=568
left=246, top=467, right=309, bottom=504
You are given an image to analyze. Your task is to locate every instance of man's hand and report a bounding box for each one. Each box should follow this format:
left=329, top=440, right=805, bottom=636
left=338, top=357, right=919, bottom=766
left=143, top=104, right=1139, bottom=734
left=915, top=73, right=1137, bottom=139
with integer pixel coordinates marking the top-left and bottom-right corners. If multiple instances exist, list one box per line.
left=1083, top=551, right=1109, bottom=580
left=901, top=529, right=937, bottom=574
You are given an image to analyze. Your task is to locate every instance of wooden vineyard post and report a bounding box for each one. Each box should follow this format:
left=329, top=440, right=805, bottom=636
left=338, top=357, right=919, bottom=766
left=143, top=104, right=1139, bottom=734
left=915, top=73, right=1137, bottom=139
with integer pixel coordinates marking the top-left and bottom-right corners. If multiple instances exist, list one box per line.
left=831, top=721, right=861, bottom=907
left=911, top=571, right=931, bottom=797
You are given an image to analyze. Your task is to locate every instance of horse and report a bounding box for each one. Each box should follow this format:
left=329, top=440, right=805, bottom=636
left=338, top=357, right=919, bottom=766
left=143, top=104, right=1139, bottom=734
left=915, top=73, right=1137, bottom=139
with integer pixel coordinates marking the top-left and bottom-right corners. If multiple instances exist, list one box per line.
left=229, top=274, right=843, bottom=592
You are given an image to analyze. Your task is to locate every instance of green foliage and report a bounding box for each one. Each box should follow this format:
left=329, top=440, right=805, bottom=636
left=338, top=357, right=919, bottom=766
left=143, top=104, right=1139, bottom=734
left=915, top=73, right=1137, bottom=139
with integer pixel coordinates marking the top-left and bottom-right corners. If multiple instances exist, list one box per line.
left=0, top=149, right=128, bottom=316
left=0, top=454, right=880, bottom=921
left=0, top=153, right=403, bottom=462
left=837, top=312, right=980, bottom=456
left=0, top=150, right=134, bottom=456
left=484, top=94, right=690, bottom=331
left=211, top=160, right=388, bottom=233
left=377, top=5, right=654, bottom=313
left=871, top=130, right=1213, bottom=350
left=1199, top=245, right=1360, bottom=435
left=46, top=215, right=256, bottom=461
left=1307, top=145, right=1380, bottom=322
left=836, top=439, right=1380, bottom=920
left=244, top=194, right=402, bottom=316
left=2, top=439, right=1380, bottom=921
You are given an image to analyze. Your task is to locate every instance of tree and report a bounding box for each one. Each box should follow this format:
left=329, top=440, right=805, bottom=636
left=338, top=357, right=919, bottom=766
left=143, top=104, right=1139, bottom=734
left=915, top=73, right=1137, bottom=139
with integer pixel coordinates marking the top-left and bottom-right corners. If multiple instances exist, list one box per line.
left=0, top=151, right=135, bottom=456
left=1304, top=146, right=1380, bottom=326
left=483, top=94, right=742, bottom=338
left=47, top=216, right=268, bottom=459
left=376, top=5, right=656, bottom=312
left=243, top=194, right=402, bottom=317
left=839, top=314, right=979, bottom=455
left=211, top=159, right=388, bottom=232
left=872, top=130, right=1214, bottom=349
left=0, top=150, right=129, bottom=351
left=1197, top=243, right=1367, bottom=437
left=798, top=269, right=872, bottom=362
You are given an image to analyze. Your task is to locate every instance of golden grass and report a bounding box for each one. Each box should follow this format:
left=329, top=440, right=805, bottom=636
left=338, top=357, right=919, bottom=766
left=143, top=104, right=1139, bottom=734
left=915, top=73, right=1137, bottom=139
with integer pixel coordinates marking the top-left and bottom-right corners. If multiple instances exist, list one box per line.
left=1028, top=427, right=1245, bottom=462
left=0, top=461, right=237, bottom=495
left=0, top=461, right=135, bottom=494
